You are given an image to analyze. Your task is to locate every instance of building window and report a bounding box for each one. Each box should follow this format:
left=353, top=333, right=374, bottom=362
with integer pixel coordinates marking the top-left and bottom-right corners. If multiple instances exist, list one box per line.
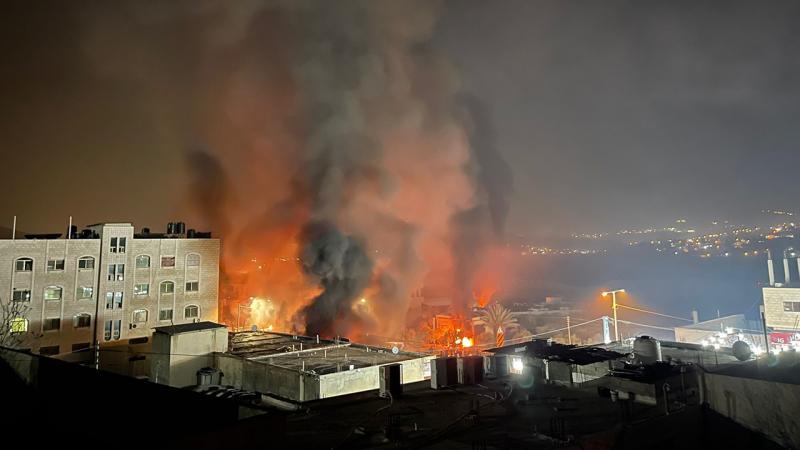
left=71, top=342, right=91, bottom=351
left=44, top=286, right=63, bottom=301
left=12, top=289, right=31, bottom=302
left=134, top=283, right=149, bottom=296
left=73, top=313, right=91, bottom=328
left=135, top=255, right=150, bottom=268
left=43, top=318, right=61, bottom=332
left=160, top=281, right=175, bottom=295
left=132, top=309, right=148, bottom=324
left=783, top=301, right=800, bottom=312
left=78, top=257, right=95, bottom=270
left=105, top=292, right=123, bottom=309
left=47, top=259, right=65, bottom=271
left=77, top=286, right=93, bottom=299
left=159, top=309, right=174, bottom=321
left=186, top=253, right=200, bottom=267
left=129, top=337, right=148, bottom=345
left=185, top=281, right=199, bottom=292
left=10, top=317, right=28, bottom=333
left=104, top=320, right=122, bottom=341
left=110, top=237, right=127, bottom=253
left=39, top=345, right=59, bottom=356
left=107, top=264, right=125, bottom=281
left=184, top=305, right=199, bottom=319
left=15, top=258, right=33, bottom=272
left=161, top=256, right=176, bottom=268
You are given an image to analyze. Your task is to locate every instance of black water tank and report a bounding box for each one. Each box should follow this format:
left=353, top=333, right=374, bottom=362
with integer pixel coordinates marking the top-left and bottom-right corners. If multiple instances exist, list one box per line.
left=167, top=222, right=175, bottom=234
left=187, top=229, right=196, bottom=238
left=176, top=222, right=186, bottom=235
left=141, top=227, right=150, bottom=235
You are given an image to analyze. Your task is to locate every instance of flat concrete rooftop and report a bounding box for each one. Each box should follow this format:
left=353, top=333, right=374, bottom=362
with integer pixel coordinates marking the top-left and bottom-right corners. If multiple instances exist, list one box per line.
left=229, top=331, right=429, bottom=375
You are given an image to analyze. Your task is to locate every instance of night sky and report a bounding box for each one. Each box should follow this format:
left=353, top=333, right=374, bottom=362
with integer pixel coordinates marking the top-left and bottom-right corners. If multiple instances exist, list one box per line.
left=3, top=0, right=800, bottom=236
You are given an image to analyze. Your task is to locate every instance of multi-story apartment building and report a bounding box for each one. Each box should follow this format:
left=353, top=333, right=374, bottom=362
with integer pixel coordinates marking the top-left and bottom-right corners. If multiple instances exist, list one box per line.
left=0, top=222, right=219, bottom=355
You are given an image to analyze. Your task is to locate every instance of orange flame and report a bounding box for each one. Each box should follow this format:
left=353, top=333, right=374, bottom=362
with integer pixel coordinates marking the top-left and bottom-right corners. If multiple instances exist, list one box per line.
left=461, top=336, right=474, bottom=348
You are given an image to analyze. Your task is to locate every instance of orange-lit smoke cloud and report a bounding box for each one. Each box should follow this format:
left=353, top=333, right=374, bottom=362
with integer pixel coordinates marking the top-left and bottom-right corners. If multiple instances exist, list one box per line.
left=82, top=1, right=513, bottom=339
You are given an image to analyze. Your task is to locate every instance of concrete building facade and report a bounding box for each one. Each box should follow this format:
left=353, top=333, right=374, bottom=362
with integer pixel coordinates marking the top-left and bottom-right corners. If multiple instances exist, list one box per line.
left=0, top=223, right=219, bottom=355
left=762, top=286, right=800, bottom=330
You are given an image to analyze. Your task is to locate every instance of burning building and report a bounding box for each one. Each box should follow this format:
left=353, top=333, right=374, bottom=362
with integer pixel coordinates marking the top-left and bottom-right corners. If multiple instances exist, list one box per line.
left=174, top=1, right=514, bottom=344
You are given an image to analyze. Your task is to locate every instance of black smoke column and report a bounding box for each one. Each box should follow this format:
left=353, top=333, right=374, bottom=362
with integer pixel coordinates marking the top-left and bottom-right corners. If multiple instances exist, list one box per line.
left=300, top=221, right=373, bottom=337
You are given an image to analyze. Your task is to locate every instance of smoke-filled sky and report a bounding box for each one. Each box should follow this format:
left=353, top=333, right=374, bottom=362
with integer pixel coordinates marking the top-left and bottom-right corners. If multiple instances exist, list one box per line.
left=3, top=0, right=800, bottom=237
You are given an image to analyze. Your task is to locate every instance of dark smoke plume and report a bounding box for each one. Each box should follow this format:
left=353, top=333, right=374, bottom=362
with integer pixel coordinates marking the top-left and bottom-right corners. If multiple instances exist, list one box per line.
left=299, top=221, right=374, bottom=336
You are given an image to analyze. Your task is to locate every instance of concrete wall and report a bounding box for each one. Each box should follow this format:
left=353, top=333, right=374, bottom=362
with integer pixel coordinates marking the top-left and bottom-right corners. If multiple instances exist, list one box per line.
left=763, top=287, right=800, bottom=330
left=571, top=360, right=611, bottom=384
left=705, top=373, right=800, bottom=449
left=319, top=365, right=379, bottom=399
left=318, top=356, right=435, bottom=400
left=151, top=326, right=227, bottom=387
left=215, top=353, right=434, bottom=402
left=214, top=353, right=318, bottom=402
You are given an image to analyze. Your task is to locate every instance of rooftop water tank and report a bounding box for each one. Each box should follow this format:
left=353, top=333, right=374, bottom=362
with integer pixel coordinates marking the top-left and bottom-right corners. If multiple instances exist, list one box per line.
left=732, top=340, right=752, bottom=361
left=633, top=336, right=662, bottom=365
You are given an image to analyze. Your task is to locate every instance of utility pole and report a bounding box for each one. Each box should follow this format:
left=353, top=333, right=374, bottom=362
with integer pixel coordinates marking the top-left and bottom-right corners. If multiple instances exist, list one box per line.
left=566, top=315, right=572, bottom=345
left=602, top=289, right=625, bottom=342
left=760, top=304, right=770, bottom=355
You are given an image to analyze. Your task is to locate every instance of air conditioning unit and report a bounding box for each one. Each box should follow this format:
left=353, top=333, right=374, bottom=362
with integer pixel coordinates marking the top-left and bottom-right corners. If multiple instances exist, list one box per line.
left=457, top=356, right=484, bottom=385
left=430, top=357, right=458, bottom=389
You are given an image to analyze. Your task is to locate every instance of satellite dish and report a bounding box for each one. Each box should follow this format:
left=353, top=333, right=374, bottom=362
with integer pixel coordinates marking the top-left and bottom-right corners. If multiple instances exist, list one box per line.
left=391, top=346, right=399, bottom=354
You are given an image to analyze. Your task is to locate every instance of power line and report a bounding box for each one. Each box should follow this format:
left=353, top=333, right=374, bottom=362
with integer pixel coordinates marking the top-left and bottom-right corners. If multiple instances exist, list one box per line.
left=616, top=303, right=693, bottom=322
left=474, top=316, right=605, bottom=348
left=616, top=319, right=675, bottom=332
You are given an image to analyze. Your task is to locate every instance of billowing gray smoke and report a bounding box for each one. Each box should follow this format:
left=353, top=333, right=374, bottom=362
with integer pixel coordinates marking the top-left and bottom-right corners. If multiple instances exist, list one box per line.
left=185, top=150, right=233, bottom=240
left=78, top=0, right=514, bottom=337
left=450, top=96, right=514, bottom=314
left=299, top=221, right=374, bottom=336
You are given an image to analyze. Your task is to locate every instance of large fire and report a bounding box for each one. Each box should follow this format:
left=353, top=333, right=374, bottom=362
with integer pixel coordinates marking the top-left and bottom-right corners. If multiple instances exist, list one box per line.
left=177, top=2, right=514, bottom=345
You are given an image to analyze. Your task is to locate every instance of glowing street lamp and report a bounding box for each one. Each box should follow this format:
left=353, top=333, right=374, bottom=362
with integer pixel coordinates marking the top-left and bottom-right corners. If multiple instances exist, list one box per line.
left=601, top=289, right=625, bottom=342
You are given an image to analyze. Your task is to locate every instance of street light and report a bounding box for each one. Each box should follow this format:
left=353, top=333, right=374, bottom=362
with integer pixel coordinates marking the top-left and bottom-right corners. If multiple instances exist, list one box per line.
left=601, top=289, right=625, bottom=342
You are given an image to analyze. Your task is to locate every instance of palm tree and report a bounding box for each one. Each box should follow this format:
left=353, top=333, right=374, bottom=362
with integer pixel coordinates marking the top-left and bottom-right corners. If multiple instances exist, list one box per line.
left=476, top=303, right=518, bottom=344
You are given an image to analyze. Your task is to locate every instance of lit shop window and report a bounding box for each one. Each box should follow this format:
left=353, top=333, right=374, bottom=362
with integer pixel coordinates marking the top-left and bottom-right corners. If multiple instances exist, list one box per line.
left=510, top=357, right=524, bottom=375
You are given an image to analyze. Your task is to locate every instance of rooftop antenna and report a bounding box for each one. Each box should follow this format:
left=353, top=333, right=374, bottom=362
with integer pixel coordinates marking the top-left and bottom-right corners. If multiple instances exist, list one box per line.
left=67, top=216, right=72, bottom=240
left=11, top=216, right=16, bottom=240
